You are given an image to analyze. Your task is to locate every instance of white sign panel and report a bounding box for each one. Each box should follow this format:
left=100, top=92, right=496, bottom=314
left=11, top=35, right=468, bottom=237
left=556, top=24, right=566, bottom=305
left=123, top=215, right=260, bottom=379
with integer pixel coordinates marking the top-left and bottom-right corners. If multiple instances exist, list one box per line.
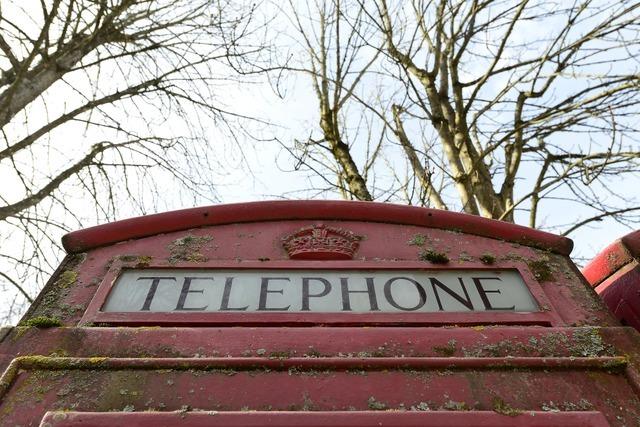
left=102, top=269, right=538, bottom=313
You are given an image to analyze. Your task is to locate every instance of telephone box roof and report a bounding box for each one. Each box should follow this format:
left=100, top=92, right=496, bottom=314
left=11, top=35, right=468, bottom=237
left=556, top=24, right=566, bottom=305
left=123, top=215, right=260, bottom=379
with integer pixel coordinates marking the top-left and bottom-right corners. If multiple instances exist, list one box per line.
left=61, top=200, right=573, bottom=255
left=583, top=229, right=640, bottom=286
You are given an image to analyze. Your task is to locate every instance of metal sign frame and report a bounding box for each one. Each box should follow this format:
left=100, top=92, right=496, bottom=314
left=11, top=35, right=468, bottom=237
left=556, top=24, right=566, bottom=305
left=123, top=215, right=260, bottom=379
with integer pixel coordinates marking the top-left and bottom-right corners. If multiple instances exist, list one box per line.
left=81, top=259, right=560, bottom=326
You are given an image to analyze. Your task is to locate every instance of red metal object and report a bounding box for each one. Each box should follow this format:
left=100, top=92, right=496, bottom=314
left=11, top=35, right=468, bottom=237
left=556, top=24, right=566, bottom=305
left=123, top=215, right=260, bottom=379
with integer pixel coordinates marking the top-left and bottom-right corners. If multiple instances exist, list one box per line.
left=40, top=410, right=612, bottom=427
left=282, top=224, right=361, bottom=260
left=61, top=200, right=573, bottom=255
left=583, top=229, right=640, bottom=331
left=1, top=201, right=639, bottom=426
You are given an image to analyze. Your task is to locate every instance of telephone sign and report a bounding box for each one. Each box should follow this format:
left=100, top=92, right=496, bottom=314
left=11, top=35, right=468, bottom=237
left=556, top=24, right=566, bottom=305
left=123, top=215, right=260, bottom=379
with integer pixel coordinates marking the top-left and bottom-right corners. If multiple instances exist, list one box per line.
left=104, top=269, right=537, bottom=313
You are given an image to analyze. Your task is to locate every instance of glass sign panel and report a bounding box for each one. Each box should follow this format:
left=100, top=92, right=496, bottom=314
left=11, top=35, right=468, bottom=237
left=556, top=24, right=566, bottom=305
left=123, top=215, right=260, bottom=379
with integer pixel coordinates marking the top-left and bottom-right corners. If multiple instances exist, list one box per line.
left=102, top=269, right=538, bottom=313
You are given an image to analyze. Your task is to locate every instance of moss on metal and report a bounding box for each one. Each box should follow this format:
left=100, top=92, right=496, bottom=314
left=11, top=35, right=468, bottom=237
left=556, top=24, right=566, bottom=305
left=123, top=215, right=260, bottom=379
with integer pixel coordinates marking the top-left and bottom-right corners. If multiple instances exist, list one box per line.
left=527, top=259, right=554, bottom=282
left=419, top=249, right=450, bottom=264
left=461, top=329, right=614, bottom=358
left=28, top=253, right=84, bottom=321
left=492, top=397, right=522, bottom=416
left=367, top=396, right=388, bottom=410
left=167, top=235, right=213, bottom=263
left=407, top=234, right=427, bottom=246
left=432, top=340, right=457, bottom=357
left=479, top=253, right=496, bottom=265
left=119, top=255, right=153, bottom=267
left=20, top=316, right=62, bottom=328
left=570, top=328, right=612, bottom=357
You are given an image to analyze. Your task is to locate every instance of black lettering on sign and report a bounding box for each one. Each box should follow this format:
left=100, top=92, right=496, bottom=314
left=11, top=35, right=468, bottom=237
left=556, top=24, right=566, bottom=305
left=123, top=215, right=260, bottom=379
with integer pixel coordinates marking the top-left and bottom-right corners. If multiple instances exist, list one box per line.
left=175, top=277, right=211, bottom=311
left=430, top=277, right=474, bottom=311
left=220, top=277, right=249, bottom=311
left=301, top=277, right=332, bottom=311
left=472, top=277, right=515, bottom=311
left=258, top=277, right=291, bottom=311
left=384, top=277, right=427, bottom=311
left=340, top=277, right=379, bottom=311
left=138, top=277, right=176, bottom=311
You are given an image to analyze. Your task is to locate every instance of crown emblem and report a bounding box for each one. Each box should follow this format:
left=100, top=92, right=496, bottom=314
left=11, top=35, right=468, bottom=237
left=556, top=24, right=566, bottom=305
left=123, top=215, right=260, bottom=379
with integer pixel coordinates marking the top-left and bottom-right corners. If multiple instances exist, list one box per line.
left=282, top=224, right=361, bottom=260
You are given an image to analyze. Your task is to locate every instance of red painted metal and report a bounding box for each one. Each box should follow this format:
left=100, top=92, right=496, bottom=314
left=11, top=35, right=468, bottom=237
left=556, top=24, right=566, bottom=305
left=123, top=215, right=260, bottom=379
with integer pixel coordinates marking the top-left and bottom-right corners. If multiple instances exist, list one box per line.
left=83, top=311, right=555, bottom=327
left=2, top=334, right=640, bottom=425
left=282, top=224, right=361, bottom=260
left=583, top=242, right=633, bottom=287
left=40, top=410, right=612, bottom=427
left=2, top=355, right=624, bottom=372
left=61, top=200, right=573, bottom=254
left=583, top=229, right=640, bottom=330
left=20, top=217, right=602, bottom=327
left=3, top=201, right=640, bottom=426
left=1, top=326, right=634, bottom=360
left=623, top=229, right=640, bottom=258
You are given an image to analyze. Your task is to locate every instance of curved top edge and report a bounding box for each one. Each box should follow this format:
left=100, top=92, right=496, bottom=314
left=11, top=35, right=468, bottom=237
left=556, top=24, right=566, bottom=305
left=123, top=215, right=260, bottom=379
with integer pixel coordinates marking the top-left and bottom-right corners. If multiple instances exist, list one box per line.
left=61, top=200, right=573, bottom=255
left=582, top=229, right=640, bottom=287
left=621, top=230, right=640, bottom=258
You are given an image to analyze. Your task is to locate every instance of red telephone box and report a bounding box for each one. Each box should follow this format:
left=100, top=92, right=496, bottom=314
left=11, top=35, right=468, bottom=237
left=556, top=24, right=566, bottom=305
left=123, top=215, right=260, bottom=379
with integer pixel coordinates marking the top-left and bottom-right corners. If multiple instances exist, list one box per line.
left=1, top=201, right=640, bottom=426
left=583, top=230, right=640, bottom=331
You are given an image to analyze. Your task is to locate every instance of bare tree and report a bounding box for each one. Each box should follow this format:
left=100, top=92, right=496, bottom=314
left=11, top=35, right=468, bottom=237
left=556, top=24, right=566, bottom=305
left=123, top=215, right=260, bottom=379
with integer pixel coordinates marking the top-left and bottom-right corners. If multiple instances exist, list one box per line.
left=0, top=0, right=265, bottom=322
left=275, top=0, right=389, bottom=201
left=277, top=0, right=640, bottom=231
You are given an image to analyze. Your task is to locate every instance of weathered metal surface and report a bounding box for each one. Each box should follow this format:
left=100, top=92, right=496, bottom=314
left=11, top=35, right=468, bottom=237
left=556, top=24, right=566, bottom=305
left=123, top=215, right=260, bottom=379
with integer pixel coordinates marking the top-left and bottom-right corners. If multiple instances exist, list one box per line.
left=1, top=357, right=637, bottom=424
left=584, top=230, right=640, bottom=331
left=61, top=201, right=573, bottom=254
left=40, top=411, right=613, bottom=427
left=0, top=326, right=633, bottom=362
left=1, top=201, right=638, bottom=426
left=282, top=223, right=362, bottom=260
left=583, top=230, right=640, bottom=287
left=0, top=328, right=11, bottom=344
left=21, top=218, right=612, bottom=327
